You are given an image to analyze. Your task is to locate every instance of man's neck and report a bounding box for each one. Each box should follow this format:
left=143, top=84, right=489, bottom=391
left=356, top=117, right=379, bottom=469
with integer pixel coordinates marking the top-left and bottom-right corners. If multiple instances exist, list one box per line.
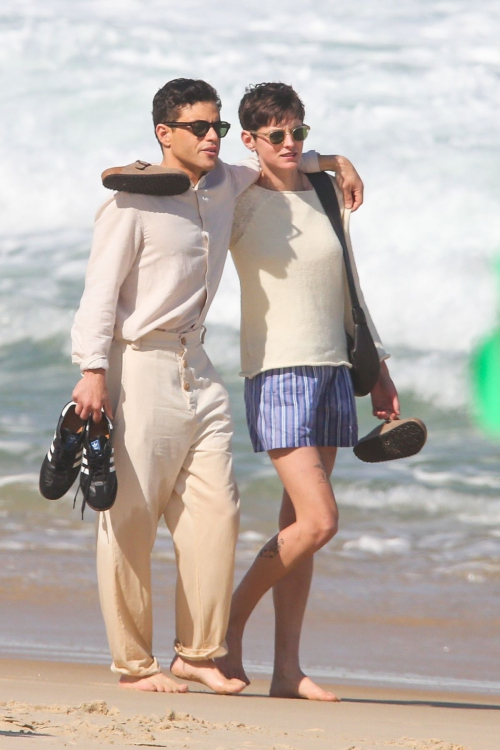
left=160, top=153, right=204, bottom=186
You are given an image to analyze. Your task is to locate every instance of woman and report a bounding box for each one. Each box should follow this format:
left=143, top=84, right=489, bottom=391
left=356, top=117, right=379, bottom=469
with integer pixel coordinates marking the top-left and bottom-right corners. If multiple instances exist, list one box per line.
left=219, top=83, right=400, bottom=701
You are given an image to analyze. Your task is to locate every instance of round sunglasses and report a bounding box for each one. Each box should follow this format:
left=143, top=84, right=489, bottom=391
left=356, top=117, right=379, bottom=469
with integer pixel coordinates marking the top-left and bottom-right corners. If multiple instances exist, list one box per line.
left=250, top=124, right=310, bottom=145
left=162, top=120, right=231, bottom=138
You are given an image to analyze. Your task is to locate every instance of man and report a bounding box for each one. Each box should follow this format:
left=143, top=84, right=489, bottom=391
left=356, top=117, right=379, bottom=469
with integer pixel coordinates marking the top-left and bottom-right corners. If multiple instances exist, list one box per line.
left=71, top=78, right=363, bottom=693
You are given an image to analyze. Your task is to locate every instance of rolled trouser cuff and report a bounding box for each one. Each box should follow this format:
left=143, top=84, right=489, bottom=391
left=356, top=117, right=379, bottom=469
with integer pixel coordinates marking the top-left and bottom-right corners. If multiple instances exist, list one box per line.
left=173, top=639, right=227, bottom=661
left=110, top=656, right=161, bottom=677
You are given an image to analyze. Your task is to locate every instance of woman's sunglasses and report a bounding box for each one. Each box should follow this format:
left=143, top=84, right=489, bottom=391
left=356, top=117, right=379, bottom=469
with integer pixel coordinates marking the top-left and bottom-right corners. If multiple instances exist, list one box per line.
left=162, top=120, right=231, bottom=138
left=250, top=125, right=310, bottom=145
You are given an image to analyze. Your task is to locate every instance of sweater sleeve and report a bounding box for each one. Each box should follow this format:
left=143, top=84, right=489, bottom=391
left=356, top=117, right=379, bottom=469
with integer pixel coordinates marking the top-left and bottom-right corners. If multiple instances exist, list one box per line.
left=333, top=180, right=390, bottom=362
left=71, top=195, right=143, bottom=372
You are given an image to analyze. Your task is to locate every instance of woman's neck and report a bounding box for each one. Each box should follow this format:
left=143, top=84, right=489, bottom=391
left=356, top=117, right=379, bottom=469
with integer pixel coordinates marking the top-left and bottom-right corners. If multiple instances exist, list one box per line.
left=257, top=165, right=310, bottom=192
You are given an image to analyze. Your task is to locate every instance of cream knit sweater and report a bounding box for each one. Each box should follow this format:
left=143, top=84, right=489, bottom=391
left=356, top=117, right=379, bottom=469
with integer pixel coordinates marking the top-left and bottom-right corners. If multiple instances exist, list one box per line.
left=230, top=178, right=388, bottom=378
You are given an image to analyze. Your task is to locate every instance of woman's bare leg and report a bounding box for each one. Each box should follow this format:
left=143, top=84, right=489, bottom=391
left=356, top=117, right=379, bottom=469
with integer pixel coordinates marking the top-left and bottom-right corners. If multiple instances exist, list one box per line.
left=271, top=446, right=339, bottom=700
left=218, top=447, right=338, bottom=684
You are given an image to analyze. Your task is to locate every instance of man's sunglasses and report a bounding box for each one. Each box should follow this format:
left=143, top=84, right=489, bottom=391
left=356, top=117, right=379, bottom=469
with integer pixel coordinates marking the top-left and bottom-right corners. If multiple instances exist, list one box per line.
left=162, top=120, right=231, bottom=138
left=250, top=125, right=310, bottom=145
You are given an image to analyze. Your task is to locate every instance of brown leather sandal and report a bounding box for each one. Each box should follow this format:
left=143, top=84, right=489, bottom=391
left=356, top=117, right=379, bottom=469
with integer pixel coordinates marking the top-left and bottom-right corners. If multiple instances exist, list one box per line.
left=353, top=417, right=427, bottom=463
left=101, top=160, right=190, bottom=196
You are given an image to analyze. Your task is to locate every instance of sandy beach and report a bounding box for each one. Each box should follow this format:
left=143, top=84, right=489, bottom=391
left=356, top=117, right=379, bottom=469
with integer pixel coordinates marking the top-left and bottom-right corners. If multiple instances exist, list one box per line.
left=0, top=658, right=498, bottom=750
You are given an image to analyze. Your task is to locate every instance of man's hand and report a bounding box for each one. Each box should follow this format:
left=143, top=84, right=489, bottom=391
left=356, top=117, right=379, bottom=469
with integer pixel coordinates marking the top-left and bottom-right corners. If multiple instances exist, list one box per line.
left=317, top=154, right=364, bottom=211
left=370, top=361, right=400, bottom=421
left=72, top=369, right=113, bottom=423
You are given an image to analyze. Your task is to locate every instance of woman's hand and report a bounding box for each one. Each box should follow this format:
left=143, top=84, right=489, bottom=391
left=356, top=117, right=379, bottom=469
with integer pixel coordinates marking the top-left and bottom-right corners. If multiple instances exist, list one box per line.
left=370, top=361, right=400, bottom=420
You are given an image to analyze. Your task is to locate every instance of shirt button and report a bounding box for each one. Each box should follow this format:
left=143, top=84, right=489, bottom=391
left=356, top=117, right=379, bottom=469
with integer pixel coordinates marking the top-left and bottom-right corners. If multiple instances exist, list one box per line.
left=183, top=382, right=190, bottom=391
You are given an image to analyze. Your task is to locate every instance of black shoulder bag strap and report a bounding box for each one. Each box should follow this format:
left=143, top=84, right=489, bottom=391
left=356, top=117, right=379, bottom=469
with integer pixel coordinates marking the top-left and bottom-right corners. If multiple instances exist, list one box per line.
left=306, top=171, right=366, bottom=325
left=307, top=171, right=380, bottom=396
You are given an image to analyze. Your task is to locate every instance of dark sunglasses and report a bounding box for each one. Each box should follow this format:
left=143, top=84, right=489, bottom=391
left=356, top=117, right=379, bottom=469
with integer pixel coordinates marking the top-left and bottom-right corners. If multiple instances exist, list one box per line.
left=250, top=124, right=310, bottom=145
left=162, top=120, right=231, bottom=138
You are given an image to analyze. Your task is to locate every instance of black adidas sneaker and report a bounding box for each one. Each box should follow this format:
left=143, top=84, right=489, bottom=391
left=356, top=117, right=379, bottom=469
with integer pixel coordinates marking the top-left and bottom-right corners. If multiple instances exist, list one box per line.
left=80, top=413, right=117, bottom=513
left=39, top=402, right=87, bottom=500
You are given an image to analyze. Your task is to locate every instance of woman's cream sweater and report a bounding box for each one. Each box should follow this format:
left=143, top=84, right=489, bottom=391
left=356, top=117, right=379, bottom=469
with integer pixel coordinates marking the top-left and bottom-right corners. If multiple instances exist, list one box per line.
left=230, top=178, right=388, bottom=378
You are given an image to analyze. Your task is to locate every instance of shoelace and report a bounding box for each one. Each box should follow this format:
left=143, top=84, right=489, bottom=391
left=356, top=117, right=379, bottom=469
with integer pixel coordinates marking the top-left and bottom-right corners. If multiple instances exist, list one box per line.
left=51, top=440, right=80, bottom=471
left=77, top=448, right=109, bottom=519
left=86, top=450, right=108, bottom=481
left=73, top=484, right=83, bottom=518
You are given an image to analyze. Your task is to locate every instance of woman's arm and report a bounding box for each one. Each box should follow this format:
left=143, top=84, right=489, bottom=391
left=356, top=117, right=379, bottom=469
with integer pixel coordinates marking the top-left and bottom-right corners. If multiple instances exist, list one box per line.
left=370, top=360, right=401, bottom=420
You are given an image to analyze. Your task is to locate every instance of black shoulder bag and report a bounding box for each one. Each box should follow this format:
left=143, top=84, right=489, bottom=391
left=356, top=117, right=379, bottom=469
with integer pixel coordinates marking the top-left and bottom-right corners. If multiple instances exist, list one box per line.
left=307, top=171, right=380, bottom=397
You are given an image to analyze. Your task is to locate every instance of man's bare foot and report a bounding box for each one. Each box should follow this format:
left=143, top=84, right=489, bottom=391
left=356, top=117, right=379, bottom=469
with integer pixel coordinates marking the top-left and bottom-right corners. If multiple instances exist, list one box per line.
left=170, top=656, right=247, bottom=695
left=119, top=672, right=188, bottom=693
left=215, top=627, right=250, bottom=685
left=270, top=672, right=340, bottom=701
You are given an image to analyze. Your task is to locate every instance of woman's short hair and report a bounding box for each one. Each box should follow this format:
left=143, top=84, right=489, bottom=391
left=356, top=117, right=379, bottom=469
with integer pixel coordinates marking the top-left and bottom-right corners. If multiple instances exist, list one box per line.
left=152, top=78, right=221, bottom=132
left=238, top=83, right=305, bottom=132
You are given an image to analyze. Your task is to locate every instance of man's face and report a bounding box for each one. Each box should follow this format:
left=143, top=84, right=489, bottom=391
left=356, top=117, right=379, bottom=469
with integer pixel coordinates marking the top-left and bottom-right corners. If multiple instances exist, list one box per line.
left=159, top=101, right=222, bottom=181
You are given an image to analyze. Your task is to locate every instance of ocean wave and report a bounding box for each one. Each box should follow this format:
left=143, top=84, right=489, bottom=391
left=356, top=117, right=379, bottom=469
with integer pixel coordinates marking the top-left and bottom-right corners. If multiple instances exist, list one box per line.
left=338, top=483, right=500, bottom=525
left=0, top=540, right=26, bottom=551
left=1, top=0, right=499, bottom=369
left=0, top=440, right=32, bottom=456
left=0, top=473, right=38, bottom=489
left=413, top=467, right=500, bottom=489
left=341, top=535, right=410, bottom=555
left=433, top=560, right=500, bottom=583
left=239, top=530, right=267, bottom=543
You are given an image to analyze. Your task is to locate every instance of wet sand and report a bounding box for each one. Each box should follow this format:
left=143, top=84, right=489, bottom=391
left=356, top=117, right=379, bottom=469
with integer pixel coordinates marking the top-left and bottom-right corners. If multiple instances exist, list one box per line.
left=0, top=658, right=498, bottom=749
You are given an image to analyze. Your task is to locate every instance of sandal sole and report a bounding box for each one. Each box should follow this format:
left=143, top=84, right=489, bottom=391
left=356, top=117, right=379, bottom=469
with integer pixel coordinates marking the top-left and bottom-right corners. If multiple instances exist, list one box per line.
left=103, top=172, right=190, bottom=196
left=354, top=421, right=427, bottom=463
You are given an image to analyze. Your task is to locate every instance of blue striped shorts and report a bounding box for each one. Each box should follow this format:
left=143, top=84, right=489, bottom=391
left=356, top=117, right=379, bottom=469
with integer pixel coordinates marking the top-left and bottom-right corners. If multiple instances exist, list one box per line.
left=244, top=365, right=358, bottom=453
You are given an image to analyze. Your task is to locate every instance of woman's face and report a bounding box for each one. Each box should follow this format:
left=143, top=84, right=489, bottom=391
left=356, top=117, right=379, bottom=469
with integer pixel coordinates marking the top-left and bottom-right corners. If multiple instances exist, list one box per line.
left=244, top=117, right=306, bottom=173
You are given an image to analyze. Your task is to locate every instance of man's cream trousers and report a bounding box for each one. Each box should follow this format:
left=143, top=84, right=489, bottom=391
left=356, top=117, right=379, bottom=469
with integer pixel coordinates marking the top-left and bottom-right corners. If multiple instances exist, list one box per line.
left=96, top=328, right=240, bottom=677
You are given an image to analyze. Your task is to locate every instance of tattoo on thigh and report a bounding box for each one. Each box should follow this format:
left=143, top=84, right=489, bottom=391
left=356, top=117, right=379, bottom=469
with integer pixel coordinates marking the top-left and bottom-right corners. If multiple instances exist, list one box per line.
left=259, top=536, right=284, bottom=558
left=313, top=462, right=328, bottom=484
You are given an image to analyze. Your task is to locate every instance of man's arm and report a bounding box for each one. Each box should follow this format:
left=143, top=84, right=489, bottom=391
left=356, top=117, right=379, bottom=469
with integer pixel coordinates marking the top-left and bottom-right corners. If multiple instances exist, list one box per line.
left=317, top=155, right=364, bottom=212
left=71, top=195, right=142, bottom=422
left=224, top=152, right=363, bottom=207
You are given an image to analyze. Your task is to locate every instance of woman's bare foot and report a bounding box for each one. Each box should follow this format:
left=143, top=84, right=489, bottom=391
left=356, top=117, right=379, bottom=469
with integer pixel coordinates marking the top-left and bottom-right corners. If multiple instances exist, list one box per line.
left=170, top=656, right=247, bottom=695
left=216, top=627, right=250, bottom=685
left=119, top=672, right=188, bottom=693
left=270, top=672, right=340, bottom=701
